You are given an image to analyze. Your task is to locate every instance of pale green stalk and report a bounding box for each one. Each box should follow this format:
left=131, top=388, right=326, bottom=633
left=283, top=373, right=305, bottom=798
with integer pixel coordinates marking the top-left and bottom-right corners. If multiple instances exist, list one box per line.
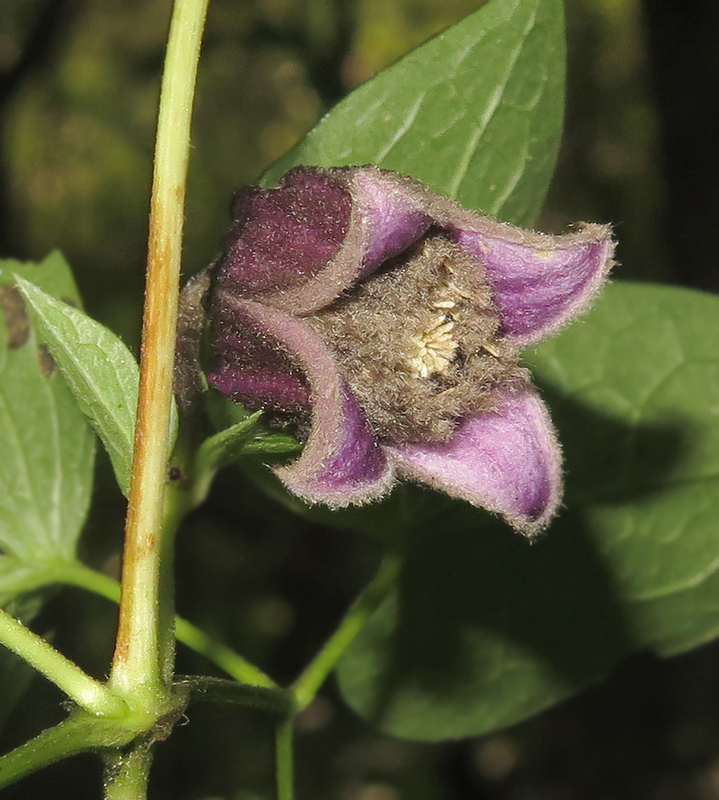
left=0, top=715, right=137, bottom=790
left=104, top=746, right=154, bottom=800
left=0, top=607, right=127, bottom=717
left=292, top=553, right=402, bottom=710
left=276, top=717, right=295, bottom=800
left=109, top=0, right=210, bottom=702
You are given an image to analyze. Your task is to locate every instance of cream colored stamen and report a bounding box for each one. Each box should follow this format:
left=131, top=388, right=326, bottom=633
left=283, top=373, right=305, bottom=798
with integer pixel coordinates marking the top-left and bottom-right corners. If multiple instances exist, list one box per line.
left=409, top=313, right=458, bottom=378
left=447, top=281, right=474, bottom=300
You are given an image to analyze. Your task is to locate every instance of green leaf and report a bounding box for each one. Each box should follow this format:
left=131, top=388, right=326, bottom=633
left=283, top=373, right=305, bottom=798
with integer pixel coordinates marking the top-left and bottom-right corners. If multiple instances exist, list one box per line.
left=197, top=412, right=265, bottom=474
left=530, top=282, right=719, bottom=659
left=336, top=282, right=719, bottom=740
left=0, top=254, right=94, bottom=564
left=263, top=0, right=565, bottom=225
left=0, top=254, right=95, bottom=732
left=15, top=275, right=176, bottom=497
left=198, top=409, right=299, bottom=465
left=205, top=391, right=302, bottom=458
left=197, top=393, right=301, bottom=506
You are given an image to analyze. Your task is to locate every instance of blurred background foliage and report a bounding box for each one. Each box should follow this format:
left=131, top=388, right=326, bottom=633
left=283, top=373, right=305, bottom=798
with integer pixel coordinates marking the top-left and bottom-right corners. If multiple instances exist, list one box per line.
left=5, top=0, right=709, bottom=350
left=1, top=1, right=719, bottom=798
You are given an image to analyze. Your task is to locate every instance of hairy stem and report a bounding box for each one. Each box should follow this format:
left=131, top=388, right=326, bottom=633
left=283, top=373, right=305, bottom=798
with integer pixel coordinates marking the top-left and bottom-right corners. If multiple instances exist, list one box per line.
left=104, top=745, right=154, bottom=800
left=0, top=607, right=127, bottom=718
left=110, top=0, right=210, bottom=702
left=0, top=715, right=136, bottom=791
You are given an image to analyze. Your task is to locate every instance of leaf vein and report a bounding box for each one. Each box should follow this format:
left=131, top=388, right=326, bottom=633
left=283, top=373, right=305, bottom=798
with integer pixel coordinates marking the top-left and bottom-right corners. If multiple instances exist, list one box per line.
left=446, top=1, right=540, bottom=198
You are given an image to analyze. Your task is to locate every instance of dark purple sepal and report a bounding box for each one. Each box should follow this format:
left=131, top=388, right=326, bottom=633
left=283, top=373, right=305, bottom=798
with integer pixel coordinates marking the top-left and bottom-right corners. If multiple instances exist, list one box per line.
left=208, top=361, right=311, bottom=414
left=210, top=297, right=394, bottom=506
left=214, top=167, right=355, bottom=315
left=208, top=294, right=312, bottom=412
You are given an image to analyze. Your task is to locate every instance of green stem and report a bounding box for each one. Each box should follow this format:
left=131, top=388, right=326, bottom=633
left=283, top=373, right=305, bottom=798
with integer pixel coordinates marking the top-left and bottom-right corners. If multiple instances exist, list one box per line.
left=174, top=616, right=276, bottom=688
left=104, top=744, right=154, bottom=800
left=59, top=562, right=277, bottom=689
left=0, top=715, right=137, bottom=791
left=292, top=553, right=403, bottom=710
left=275, top=717, right=294, bottom=800
left=156, top=480, right=189, bottom=686
left=110, top=0, right=210, bottom=702
left=177, top=677, right=292, bottom=714
left=0, top=607, right=127, bottom=718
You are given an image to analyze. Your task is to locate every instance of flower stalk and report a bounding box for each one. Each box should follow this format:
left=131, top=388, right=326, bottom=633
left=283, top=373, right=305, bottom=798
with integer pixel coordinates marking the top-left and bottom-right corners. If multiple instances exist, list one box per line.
left=275, top=716, right=295, bottom=800
left=0, top=715, right=138, bottom=791
left=293, top=552, right=403, bottom=710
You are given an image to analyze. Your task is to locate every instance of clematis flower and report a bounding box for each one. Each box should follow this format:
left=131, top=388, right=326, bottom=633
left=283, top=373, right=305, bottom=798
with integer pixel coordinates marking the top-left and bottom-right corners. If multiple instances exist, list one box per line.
left=185, top=166, right=614, bottom=536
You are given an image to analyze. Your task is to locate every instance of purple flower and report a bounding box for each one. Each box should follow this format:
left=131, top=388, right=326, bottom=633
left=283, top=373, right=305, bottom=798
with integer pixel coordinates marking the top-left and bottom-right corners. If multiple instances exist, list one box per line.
left=196, top=166, right=614, bottom=535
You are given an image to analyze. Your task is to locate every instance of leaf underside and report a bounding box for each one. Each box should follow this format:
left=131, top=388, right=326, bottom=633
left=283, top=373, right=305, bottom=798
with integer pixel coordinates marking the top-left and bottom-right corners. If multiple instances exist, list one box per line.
left=0, top=253, right=96, bottom=728
left=16, top=275, right=140, bottom=497
left=0, top=253, right=94, bottom=568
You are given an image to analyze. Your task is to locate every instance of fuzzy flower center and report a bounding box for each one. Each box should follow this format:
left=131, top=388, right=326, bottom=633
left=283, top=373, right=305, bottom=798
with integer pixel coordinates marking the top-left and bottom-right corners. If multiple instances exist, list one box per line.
left=308, top=236, right=528, bottom=444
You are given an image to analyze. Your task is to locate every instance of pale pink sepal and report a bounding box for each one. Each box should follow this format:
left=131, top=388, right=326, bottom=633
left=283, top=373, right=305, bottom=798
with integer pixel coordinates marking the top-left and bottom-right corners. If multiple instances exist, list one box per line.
left=455, top=223, right=615, bottom=346
left=385, top=389, right=563, bottom=535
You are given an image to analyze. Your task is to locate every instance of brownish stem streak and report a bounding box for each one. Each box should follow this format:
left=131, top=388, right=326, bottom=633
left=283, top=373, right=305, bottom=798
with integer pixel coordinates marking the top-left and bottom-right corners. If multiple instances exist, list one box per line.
left=113, top=201, right=178, bottom=688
